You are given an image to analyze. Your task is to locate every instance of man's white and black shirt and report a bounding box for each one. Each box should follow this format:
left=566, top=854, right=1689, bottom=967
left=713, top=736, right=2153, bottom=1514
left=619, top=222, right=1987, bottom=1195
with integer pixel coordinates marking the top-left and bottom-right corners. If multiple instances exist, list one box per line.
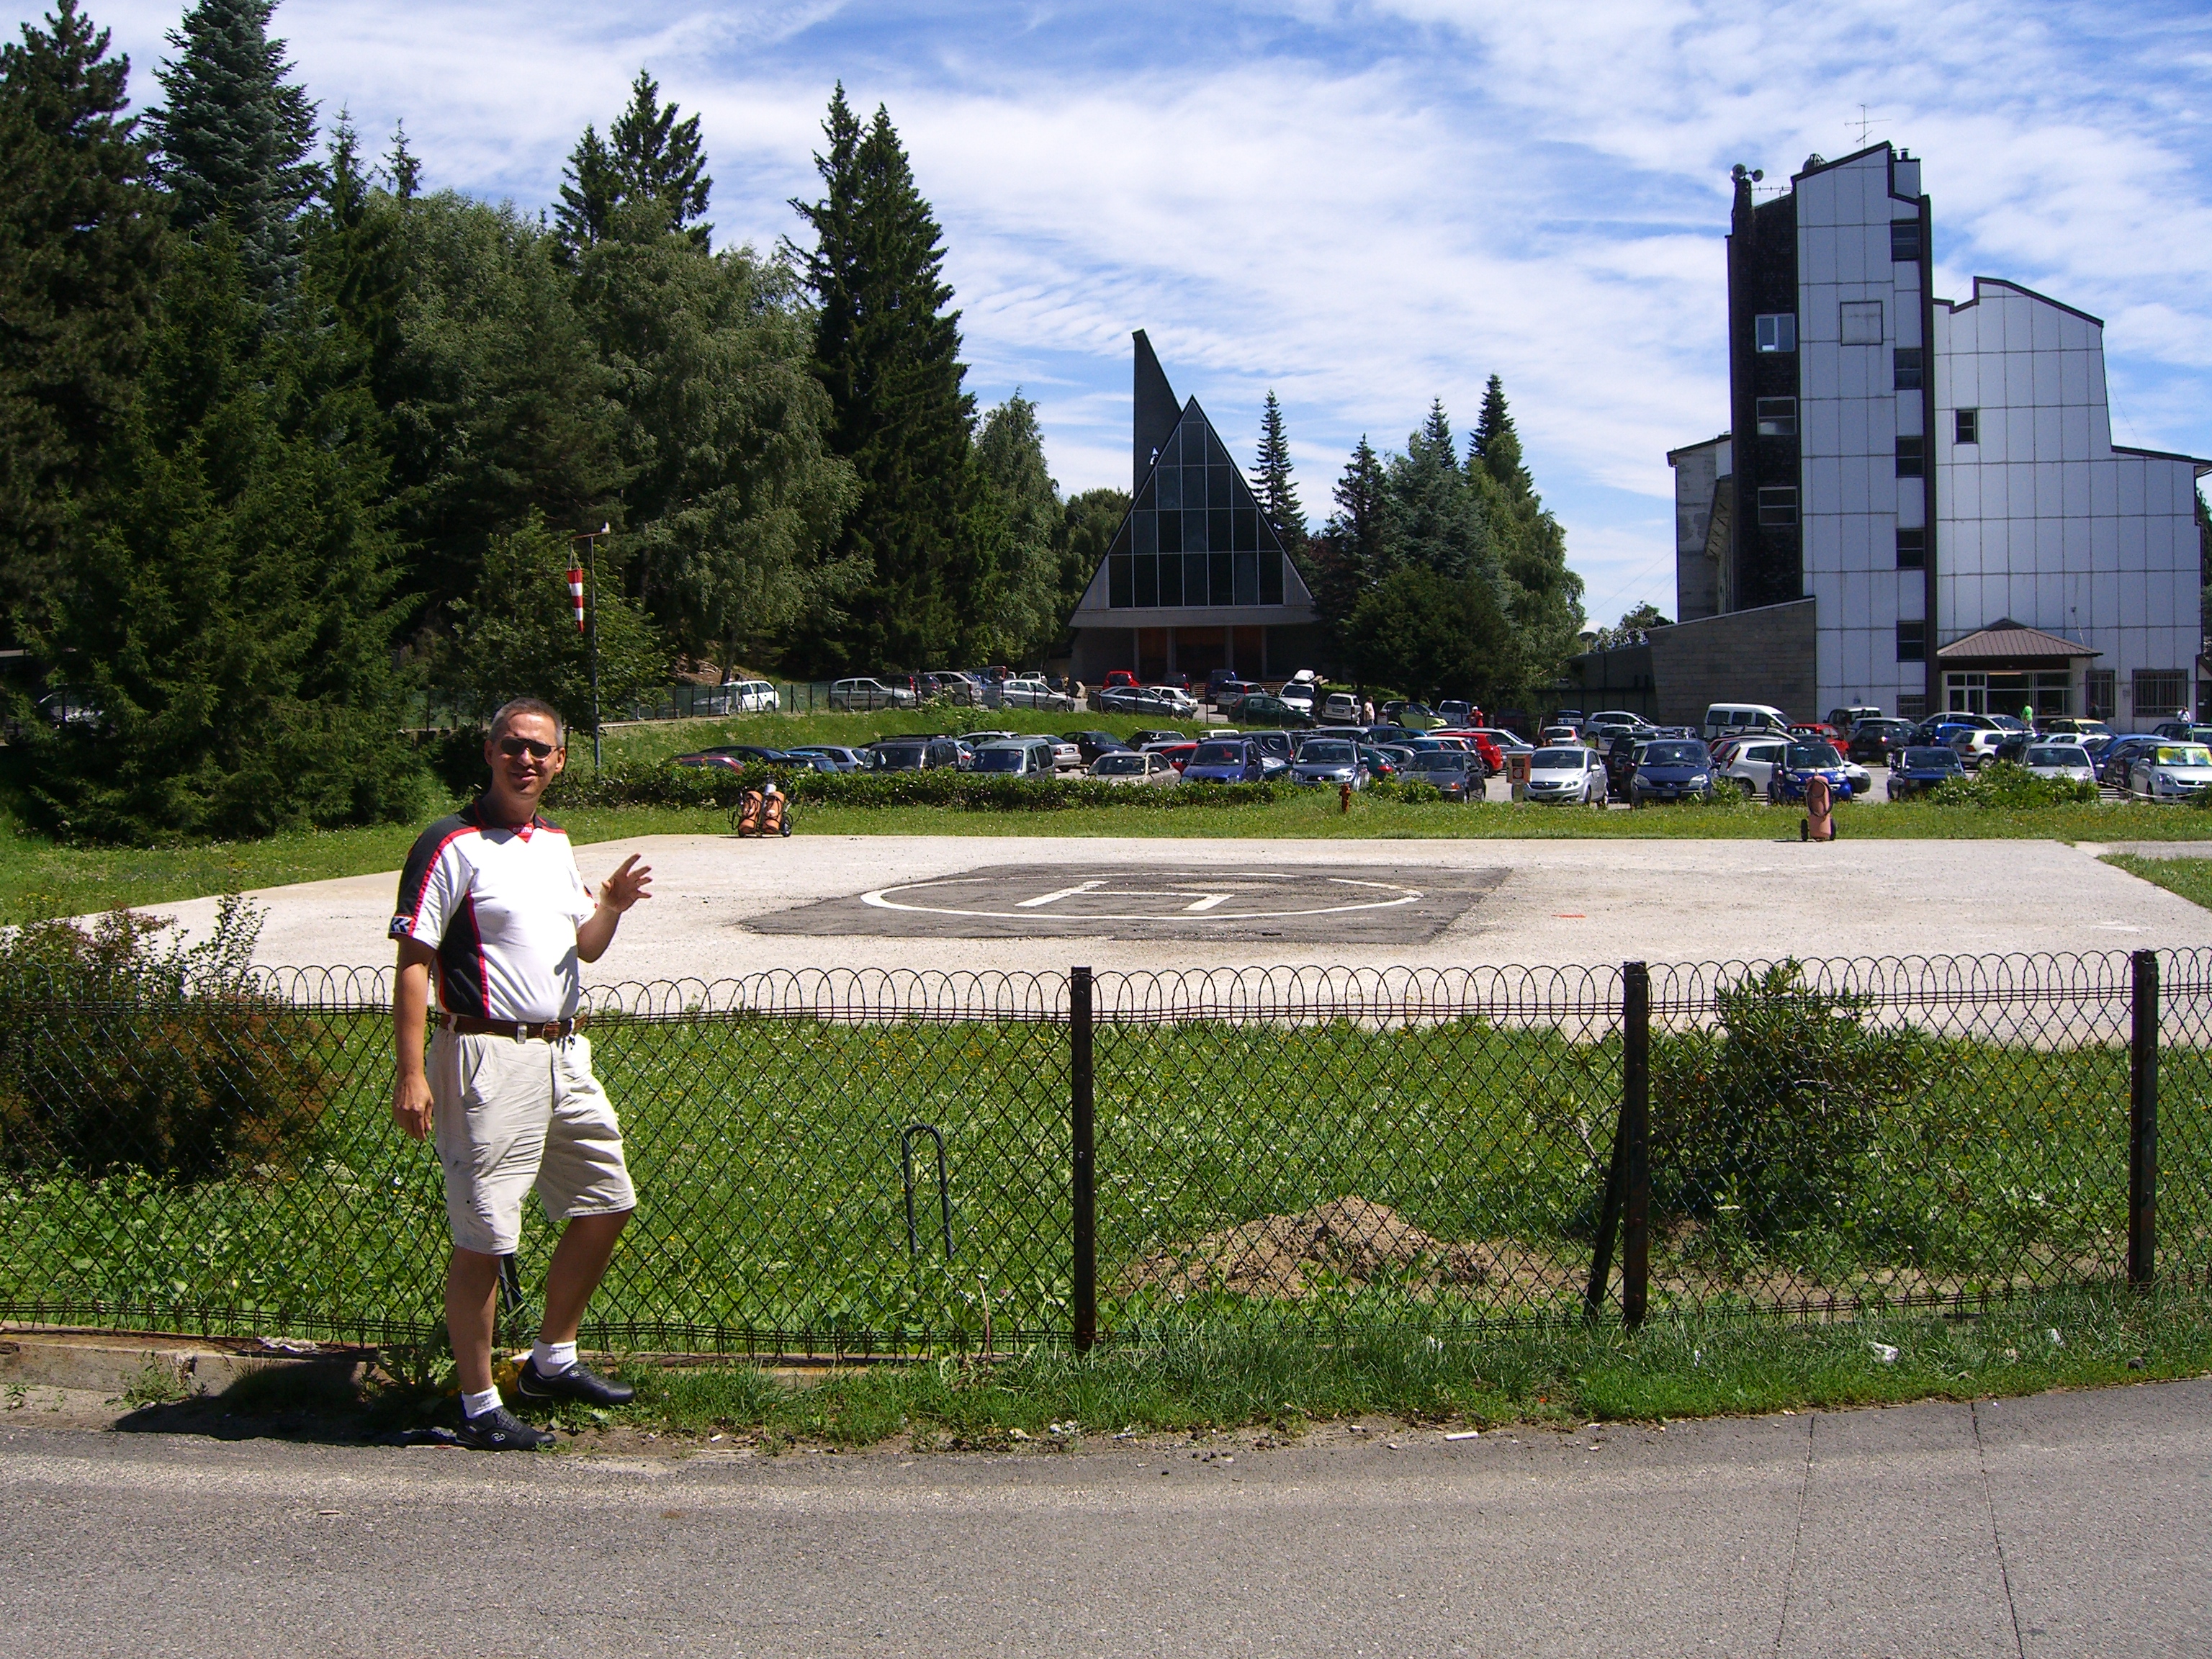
left=390, top=801, right=594, bottom=1023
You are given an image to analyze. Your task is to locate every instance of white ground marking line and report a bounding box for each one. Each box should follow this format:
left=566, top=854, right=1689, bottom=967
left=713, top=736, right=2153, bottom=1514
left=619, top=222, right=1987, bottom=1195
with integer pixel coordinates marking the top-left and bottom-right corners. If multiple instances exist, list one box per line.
left=857, top=872, right=1430, bottom=922
left=1016, top=880, right=1107, bottom=909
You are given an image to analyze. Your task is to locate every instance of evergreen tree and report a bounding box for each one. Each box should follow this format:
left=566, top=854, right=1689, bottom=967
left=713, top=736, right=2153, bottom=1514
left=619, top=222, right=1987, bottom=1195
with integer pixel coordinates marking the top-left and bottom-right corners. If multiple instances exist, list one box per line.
left=1309, top=436, right=1387, bottom=651
left=0, top=0, right=167, bottom=636
left=22, top=228, right=422, bottom=841
left=972, top=391, right=1062, bottom=661
left=1341, top=564, right=1514, bottom=705
left=1250, top=390, right=1305, bottom=550
left=382, top=118, right=418, bottom=199
left=1053, top=486, right=1127, bottom=651
left=788, top=86, right=979, bottom=670
left=1385, top=399, right=1491, bottom=583
left=145, top=0, right=318, bottom=306
left=1469, top=374, right=1584, bottom=688
left=556, top=69, right=711, bottom=256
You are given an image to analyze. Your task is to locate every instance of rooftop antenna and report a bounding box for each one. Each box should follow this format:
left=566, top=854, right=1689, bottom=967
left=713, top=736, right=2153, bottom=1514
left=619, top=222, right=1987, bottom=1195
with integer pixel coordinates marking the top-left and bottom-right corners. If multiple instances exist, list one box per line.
left=1847, top=104, right=1884, bottom=145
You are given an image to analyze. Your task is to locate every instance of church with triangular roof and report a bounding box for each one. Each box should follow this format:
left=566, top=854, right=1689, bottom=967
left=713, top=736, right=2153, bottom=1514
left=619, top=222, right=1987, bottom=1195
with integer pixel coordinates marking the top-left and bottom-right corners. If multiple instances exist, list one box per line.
left=1064, top=332, right=1321, bottom=687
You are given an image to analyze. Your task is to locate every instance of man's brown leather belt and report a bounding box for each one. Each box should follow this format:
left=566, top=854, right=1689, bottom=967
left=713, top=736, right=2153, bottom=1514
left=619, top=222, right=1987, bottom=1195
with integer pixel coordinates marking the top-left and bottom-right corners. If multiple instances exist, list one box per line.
left=435, top=1012, right=588, bottom=1041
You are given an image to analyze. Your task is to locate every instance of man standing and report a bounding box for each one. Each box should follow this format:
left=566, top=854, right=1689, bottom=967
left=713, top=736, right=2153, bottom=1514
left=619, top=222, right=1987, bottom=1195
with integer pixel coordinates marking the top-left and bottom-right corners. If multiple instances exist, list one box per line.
left=390, top=698, right=653, bottom=1450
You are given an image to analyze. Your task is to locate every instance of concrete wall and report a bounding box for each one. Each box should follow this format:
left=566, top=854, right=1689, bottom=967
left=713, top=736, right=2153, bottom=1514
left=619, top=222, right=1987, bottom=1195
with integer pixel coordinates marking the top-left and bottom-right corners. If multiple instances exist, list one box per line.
left=1671, top=437, right=1730, bottom=622
left=1645, top=598, right=1819, bottom=726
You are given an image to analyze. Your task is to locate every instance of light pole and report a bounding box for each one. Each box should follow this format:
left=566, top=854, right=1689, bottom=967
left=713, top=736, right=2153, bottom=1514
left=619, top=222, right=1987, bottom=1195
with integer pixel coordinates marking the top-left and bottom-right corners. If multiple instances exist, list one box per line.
left=574, top=523, right=611, bottom=773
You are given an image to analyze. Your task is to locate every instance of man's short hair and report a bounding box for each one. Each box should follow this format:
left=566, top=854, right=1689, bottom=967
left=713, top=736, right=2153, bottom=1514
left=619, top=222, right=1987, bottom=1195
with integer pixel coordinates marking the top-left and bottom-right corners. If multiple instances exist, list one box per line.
left=490, top=697, right=566, bottom=745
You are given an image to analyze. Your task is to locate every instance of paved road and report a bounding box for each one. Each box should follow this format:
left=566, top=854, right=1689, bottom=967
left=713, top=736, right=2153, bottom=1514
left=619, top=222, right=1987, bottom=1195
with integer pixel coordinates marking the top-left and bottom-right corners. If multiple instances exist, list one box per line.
left=138, top=833, right=2211, bottom=984
left=4, top=1380, right=2206, bottom=1656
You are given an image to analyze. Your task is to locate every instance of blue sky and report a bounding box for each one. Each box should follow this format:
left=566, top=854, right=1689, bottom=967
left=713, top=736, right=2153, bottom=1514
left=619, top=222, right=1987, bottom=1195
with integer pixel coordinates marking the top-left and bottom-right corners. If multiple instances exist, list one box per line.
left=45, top=0, right=2212, bottom=628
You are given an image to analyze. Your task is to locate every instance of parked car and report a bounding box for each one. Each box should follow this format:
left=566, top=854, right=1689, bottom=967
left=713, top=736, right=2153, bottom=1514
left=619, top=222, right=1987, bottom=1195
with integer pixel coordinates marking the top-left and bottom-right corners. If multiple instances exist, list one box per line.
left=2098, top=736, right=2163, bottom=788
left=1586, top=710, right=1648, bottom=740
left=2035, top=716, right=2110, bottom=743
left=1949, top=727, right=2008, bottom=770
left=1182, top=737, right=1270, bottom=783
left=712, top=678, right=781, bottom=713
left=1214, top=679, right=1262, bottom=711
left=37, top=685, right=103, bottom=729
left=1238, top=729, right=1299, bottom=765
left=1321, top=691, right=1361, bottom=722
left=829, top=676, right=914, bottom=711
left=2128, top=742, right=2212, bottom=801
left=1629, top=738, right=1717, bottom=805
left=1437, top=729, right=1506, bottom=775
left=869, top=736, right=964, bottom=771
left=1887, top=745, right=1966, bottom=799
left=1103, top=669, right=1138, bottom=691
left=1061, top=730, right=1132, bottom=764
left=1717, top=736, right=1791, bottom=799
left=1126, top=729, right=1189, bottom=750
left=1846, top=718, right=1916, bottom=765
left=2149, top=720, right=2212, bottom=744
left=1359, top=744, right=1406, bottom=780
left=1702, top=703, right=1789, bottom=742
left=1133, top=685, right=1202, bottom=718
left=1602, top=733, right=1645, bottom=801
left=782, top=745, right=870, bottom=772
left=922, top=670, right=979, bottom=705
left=996, top=675, right=1077, bottom=711
left=1234, top=693, right=1313, bottom=729
left=2023, top=742, right=2097, bottom=784
left=1205, top=667, right=1239, bottom=703
left=1382, top=701, right=1444, bottom=729
left=1522, top=744, right=1606, bottom=803
left=1538, top=725, right=1583, bottom=747
left=1287, top=737, right=1369, bottom=789
left=1826, top=704, right=1884, bottom=734
left=1399, top=747, right=1480, bottom=801
left=1145, top=741, right=1200, bottom=773
left=1435, top=699, right=1481, bottom=727
left=968, top=737, right=1058, bottom=775
left=958, top=728, right=1017, bottom=746
left=1769, top=740, right=1854, bottom=804
left=1277, top=672, right=1321, bottom=712
left=1469, top=727, right=1534, bottom=763
left=1089, top=750, right=1179, bottom=785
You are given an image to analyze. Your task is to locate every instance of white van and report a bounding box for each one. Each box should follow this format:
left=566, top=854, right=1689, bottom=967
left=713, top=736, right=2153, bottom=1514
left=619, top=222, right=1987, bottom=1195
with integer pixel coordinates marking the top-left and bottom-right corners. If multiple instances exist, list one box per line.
left=1703, top=703, right=1790, bottom=742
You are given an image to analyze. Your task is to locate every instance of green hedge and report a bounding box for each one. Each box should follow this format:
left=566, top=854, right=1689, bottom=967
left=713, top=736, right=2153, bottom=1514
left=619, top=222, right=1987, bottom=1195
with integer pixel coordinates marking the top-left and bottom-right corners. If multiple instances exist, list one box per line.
left=547, top=762, right=1307, bottom=814
left=1930, top=761, right=2098, bottom=809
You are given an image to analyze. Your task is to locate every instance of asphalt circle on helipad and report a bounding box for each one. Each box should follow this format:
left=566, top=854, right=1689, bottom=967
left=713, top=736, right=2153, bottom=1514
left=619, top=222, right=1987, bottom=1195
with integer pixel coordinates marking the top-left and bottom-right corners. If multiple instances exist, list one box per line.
left=746, top=861, right=1509, bottom=943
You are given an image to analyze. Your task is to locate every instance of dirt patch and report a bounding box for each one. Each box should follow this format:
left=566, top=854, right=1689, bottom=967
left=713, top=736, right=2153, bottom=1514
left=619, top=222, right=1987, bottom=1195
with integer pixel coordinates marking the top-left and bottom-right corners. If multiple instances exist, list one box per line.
left=1116, top=1197, right=1502, bottom=1300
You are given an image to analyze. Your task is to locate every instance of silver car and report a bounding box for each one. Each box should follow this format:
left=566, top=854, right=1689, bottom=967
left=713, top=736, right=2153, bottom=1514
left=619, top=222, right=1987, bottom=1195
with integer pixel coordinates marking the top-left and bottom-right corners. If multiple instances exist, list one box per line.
left=2023, top=742, right=2096, bottom=785
left=1524, top=745, right=1605, bottom=804
left=2128, top=742, right=2212, bottom=801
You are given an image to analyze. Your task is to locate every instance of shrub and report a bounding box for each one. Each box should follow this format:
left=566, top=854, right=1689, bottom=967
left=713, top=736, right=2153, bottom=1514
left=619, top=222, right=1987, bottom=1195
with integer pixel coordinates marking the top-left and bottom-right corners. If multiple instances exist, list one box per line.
left=1649, top=962, right=1908, bottom=1241
left=546, top=763, right=1300, bottom=814
left=0, top=898, right=331, bottom=1182
left=1930, top=761, right=2096, bottom=809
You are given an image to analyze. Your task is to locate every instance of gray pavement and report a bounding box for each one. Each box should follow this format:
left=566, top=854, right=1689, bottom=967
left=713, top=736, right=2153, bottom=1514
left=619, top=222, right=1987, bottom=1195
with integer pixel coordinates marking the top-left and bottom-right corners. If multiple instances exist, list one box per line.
left=2, top=1380, right=2206, bottom=1656
left=135, top=831, right=2212, bottom=984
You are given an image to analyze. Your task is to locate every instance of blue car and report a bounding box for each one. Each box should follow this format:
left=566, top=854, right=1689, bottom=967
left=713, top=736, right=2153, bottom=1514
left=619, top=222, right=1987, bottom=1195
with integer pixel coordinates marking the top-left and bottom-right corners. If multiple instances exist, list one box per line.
left=1182, top=737, right=1269, bottom=783
left=1768, top=740, right=1853, bottom=804
left=1886, top=745, right=1966, bottom=799
left=1628, top=738, right=1717, bottom=805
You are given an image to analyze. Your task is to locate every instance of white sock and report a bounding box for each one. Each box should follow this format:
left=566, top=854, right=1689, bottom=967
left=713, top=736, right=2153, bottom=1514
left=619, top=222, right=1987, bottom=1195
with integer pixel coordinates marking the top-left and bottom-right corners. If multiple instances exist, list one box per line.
left=462, top=1385, right=502, bottom=1419
left=532, top=1339, right=578, bottom=1375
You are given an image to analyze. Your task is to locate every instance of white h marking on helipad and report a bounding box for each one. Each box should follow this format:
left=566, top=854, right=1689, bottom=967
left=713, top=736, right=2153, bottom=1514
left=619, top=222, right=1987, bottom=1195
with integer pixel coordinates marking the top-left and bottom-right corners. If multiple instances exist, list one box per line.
left=1017, top=879, right=1107, bottom=909
left=1179, top=894, right=1232, bottom=912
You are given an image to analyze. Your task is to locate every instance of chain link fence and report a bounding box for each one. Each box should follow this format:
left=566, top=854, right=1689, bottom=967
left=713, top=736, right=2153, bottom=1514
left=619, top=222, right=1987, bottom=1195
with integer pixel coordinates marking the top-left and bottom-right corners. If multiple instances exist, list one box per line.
left=0, top=952, right=2204, bottom=1356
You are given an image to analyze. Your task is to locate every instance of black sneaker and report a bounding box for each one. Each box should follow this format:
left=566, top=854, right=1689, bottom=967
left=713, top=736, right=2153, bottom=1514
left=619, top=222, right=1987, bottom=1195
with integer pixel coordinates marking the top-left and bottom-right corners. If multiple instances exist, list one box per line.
left=516, top=1357, right=635, bottom=1408
left=455, top=1403, right=553, bottom=1451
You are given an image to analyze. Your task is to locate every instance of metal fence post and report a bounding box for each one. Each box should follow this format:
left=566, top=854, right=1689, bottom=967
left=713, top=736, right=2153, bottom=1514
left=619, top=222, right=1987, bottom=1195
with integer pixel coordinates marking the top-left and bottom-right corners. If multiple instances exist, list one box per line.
left=2130, top=948, right=2159, bottom=1290
left=1622, top=960, right=1651, bottom=1328
left=1071, top=965, right=1097, bottom=1352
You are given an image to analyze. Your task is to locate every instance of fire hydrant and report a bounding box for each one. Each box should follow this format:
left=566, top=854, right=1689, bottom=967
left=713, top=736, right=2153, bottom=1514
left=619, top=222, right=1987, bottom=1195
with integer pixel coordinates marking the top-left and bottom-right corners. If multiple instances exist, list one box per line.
left=1340, top=781, right=1352, bottom=814
left=1802, top=772, right=1835, bottom=842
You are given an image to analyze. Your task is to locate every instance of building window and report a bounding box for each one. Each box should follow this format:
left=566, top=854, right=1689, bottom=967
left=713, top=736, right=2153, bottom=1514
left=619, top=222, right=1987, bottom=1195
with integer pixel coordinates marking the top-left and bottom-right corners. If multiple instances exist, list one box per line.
left=1890, top=220, right=1922, bottom=261
left=1897, top=693, right=1928, bottom=722
left=1840, top=300, right=1884, bottom=345
left=1894, top=348, right=1924, bottom=390
left=1895, top=435, right=1925, bottom=477
left=1954, top=408, right=1978, bottom=444
left=2134, top=670, right=2188, bottom=719
left=1755, top=313, right=1797, bottom=353
left=2085, top=670, right=2116, bottom=720
left=1755, top=397, right=1797, bottom=436
left=1757, top=486, right=1798, bottom=526
left=1897, top=621, right=1926, bottom=662
left=1896, top=526, right=1925, bottom=569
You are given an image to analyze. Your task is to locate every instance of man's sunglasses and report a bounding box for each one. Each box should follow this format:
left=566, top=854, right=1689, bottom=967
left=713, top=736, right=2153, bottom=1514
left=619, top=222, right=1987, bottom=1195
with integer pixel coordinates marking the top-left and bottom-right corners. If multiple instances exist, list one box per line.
left=496, top=737, right=559, bottom=760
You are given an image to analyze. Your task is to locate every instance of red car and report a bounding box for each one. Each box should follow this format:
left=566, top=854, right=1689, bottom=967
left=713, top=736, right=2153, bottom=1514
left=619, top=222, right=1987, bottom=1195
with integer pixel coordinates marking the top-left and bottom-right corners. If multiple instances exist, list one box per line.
left=1144, top=741, right=1199, bottom=773
left=1435, top=729, right=1506, bottom=776
left=1103, top=670, right=1138, bottom=690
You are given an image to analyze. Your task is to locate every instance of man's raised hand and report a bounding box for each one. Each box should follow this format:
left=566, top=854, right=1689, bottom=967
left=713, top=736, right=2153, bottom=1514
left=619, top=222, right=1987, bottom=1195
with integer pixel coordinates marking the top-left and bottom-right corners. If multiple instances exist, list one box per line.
left=598, top=854, right=653, bottom=912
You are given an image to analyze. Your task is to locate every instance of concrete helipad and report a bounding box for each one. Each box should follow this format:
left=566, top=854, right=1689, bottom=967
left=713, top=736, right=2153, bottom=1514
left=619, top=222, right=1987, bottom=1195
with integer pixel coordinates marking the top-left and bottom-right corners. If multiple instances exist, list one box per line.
left=134, top=832, right=2212, bottom=984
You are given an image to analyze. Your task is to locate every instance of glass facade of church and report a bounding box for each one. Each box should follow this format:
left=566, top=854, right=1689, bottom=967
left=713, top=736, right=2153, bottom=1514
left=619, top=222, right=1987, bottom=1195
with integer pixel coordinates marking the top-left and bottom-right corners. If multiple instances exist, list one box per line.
left=1105, top=405, right=1285, bottom=608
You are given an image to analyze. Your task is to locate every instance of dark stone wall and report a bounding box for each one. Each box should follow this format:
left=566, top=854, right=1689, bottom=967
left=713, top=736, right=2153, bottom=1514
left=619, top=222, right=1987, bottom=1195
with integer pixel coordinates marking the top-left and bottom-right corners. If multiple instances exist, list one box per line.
left=1645, top=598, right=1818, bottom=726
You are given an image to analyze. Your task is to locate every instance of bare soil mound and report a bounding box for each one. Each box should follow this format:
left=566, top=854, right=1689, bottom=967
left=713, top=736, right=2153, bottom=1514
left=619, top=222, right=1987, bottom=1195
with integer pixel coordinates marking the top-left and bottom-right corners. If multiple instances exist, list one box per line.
left=1117, top=1196, right=1498, bottom=1300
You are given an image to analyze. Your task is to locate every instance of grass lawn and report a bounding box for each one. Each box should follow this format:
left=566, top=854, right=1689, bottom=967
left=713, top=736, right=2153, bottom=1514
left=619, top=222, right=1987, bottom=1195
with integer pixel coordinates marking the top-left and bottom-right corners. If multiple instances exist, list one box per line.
left=2105, top=855, right=2212, bottom=912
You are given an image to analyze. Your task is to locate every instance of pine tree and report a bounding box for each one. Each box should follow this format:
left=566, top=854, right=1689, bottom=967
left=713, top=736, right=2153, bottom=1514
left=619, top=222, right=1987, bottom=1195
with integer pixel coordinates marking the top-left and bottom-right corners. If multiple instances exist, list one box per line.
left=0, top=0, right=167, bottom=635
left=788, top=86, right=979, bottom=670
left=1250, top=390, right=1305, bottom=551
left=557, top=70, right=711, bottom=256
left=1472, top=373, right=1532, bottom=500
left=973, top=391, right=1062, bottom=661
left=1385, top=399, right=1491, bottom=583
left=145, top=0, right=318, bottom=307
left=1467, top=374, right=1584, bottom=687
left=382, top=119, right=418, bottom=199
left=1310, top=436, right=1387, bottom=649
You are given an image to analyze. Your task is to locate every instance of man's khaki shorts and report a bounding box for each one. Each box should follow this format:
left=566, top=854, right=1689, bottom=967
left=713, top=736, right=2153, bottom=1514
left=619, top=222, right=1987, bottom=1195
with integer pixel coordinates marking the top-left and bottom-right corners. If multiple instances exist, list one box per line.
left=431, top=1030, right=636, bottom=1256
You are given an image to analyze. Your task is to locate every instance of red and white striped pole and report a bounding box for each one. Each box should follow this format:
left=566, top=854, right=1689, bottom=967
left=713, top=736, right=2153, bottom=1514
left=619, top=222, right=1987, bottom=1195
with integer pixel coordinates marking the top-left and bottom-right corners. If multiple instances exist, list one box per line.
left=565, top=565, right=586, bottom=634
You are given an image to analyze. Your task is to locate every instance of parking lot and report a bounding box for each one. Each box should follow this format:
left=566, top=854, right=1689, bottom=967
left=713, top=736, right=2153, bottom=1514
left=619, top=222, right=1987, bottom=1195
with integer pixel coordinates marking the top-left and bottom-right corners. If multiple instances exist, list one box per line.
left=143, top=830, right=2212, bottom=981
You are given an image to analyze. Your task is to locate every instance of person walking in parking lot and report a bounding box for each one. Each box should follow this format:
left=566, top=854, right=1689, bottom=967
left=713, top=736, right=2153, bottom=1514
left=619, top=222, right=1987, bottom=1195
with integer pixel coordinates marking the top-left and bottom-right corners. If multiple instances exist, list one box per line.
left=388, top=698, right=654, bottom=1450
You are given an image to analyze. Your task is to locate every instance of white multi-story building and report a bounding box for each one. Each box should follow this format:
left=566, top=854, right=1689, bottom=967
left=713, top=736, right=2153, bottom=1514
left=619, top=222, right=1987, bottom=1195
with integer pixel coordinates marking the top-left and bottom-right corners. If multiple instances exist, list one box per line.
left=1668, top=142, right=2207, bottom=726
